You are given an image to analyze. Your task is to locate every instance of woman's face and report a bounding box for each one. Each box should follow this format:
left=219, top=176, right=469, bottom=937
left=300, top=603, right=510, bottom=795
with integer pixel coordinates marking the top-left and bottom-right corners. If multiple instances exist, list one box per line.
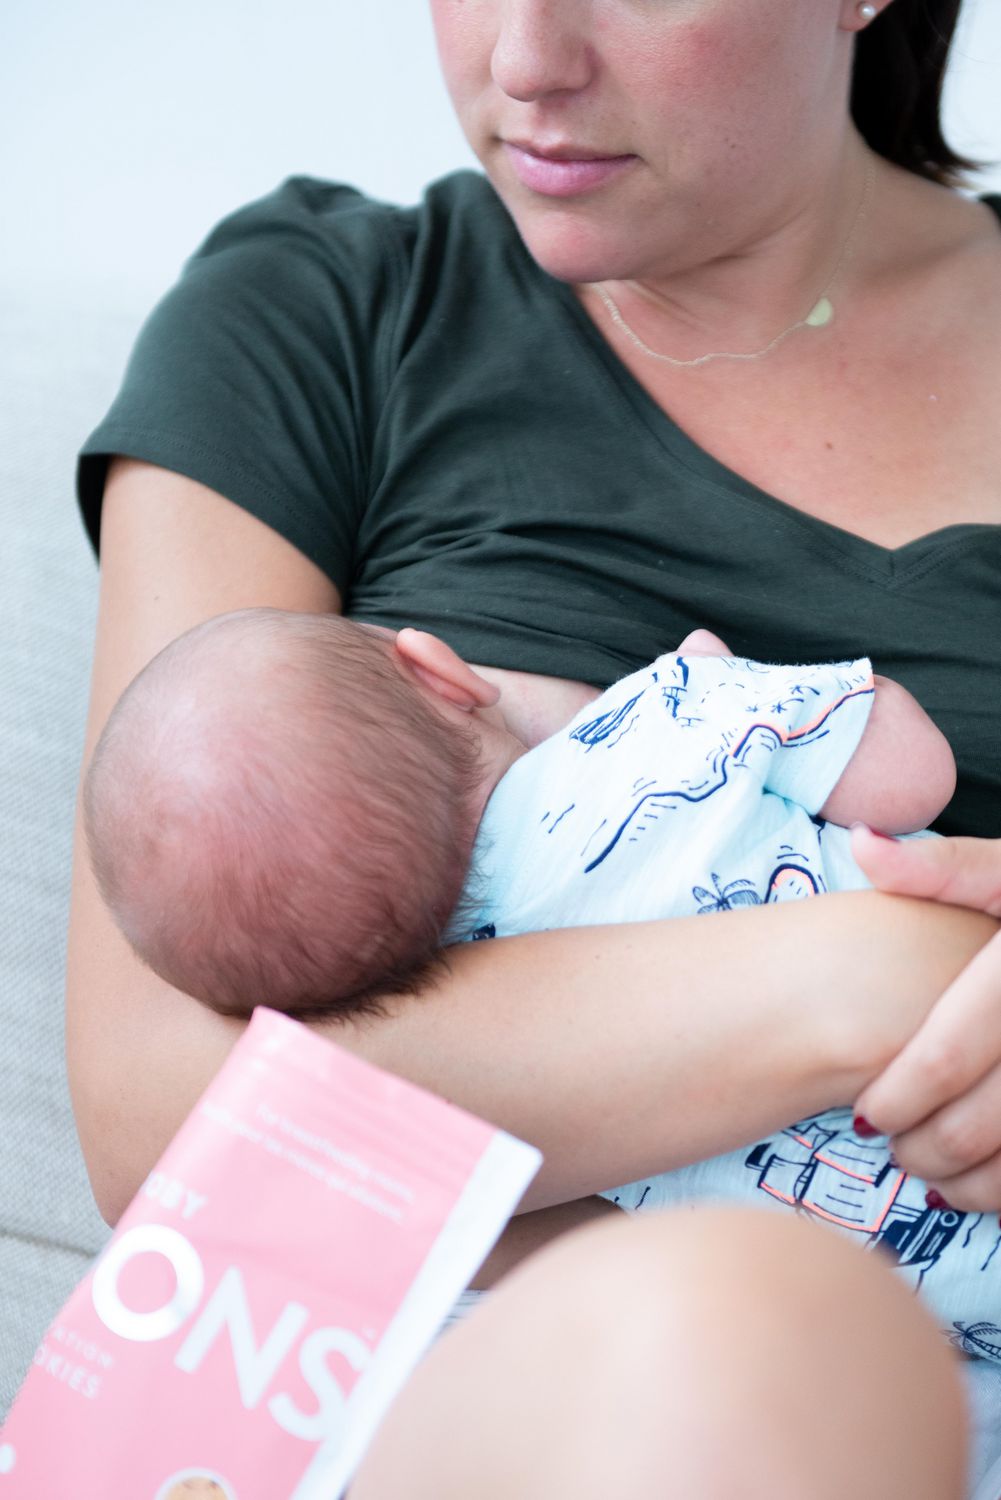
left=429, top=0, right=863, bottom=285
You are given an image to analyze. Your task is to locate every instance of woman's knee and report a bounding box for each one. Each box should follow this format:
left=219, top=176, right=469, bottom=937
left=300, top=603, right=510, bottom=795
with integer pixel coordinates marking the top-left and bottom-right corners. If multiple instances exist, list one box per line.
left=351, top=1207, right=968, bottom=1499
left=549, top=1206, right=968, bottom=1493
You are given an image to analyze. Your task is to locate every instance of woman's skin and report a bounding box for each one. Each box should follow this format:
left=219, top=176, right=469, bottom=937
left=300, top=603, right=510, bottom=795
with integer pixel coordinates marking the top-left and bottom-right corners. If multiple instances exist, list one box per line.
left=351, top=1209, right=969, bottom=1500
left=853, top=829, right=1001, bottom=1208
left=65, top=2, right=1001, bottom=1491
left=433, top=0, right=1001, bottom=550
left=426, top=0, right=1001, bottom=1202
left=67, top=0, right=1001, bottom=1312
left=66, top=463, right=997, bottom=1242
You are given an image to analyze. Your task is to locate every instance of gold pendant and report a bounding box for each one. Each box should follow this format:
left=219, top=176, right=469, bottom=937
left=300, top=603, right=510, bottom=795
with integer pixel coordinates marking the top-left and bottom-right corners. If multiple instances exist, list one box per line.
left=805, top=296, right=834, bottom=328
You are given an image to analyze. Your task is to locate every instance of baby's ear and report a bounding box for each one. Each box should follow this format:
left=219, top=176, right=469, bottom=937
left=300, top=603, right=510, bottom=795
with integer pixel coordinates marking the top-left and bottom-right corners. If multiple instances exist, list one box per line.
left=393, top=628, right=500, bottom=711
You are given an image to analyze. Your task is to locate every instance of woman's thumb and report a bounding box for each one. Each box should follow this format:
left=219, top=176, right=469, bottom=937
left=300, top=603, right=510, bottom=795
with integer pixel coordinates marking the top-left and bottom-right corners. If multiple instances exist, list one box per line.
left=851, top=825, right=1001, bottom=916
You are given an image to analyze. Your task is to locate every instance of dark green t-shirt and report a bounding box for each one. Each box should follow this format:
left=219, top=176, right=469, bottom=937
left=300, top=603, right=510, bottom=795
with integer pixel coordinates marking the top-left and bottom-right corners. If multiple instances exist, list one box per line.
left=78, top=173, right=1001, bottom=837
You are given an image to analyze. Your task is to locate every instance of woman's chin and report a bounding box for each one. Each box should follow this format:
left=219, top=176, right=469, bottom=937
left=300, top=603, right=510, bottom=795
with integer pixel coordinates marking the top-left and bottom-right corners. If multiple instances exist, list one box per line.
left=503, top=202, right=647, bottom=287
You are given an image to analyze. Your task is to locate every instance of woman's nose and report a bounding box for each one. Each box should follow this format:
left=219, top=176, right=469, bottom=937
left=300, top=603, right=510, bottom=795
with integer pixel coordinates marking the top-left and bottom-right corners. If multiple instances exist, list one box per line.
left=491, top=0, right=593, bottom=101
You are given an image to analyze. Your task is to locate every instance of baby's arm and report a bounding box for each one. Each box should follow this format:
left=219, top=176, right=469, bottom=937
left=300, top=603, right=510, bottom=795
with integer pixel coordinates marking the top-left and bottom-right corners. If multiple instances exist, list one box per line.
left=818, top=675, right=955, bottom=834
left=675, top=631, right=956, bottom=836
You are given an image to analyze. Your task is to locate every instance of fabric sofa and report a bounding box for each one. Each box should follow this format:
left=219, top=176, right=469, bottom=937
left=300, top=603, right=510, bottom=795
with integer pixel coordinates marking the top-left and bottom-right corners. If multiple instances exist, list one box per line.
left=0, top=287, right=150, bottom=1416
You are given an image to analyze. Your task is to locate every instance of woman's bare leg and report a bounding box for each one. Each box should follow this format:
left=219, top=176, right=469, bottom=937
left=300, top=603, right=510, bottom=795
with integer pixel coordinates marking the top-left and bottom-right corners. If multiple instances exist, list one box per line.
left=351, top=1207, right=968, bottom=1500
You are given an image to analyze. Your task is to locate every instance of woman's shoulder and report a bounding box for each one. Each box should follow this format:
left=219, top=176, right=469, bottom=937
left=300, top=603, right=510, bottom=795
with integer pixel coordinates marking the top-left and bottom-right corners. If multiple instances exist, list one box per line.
left=189, top=169, right=512, bottom=273
left=76, top=169, right=525, bottom=576
left=150, top=168, right=525, bottom=354
left=888, top=170, right=1001, bottom=280
left=114, top=169, right=518, bottom=388
left=863, top=168, right=1001, bottom=367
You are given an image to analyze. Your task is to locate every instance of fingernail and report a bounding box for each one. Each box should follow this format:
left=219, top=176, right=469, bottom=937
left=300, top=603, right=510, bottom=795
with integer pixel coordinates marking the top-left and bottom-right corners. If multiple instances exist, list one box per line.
left=853, top=1115, right=880, bottom=1139
left=926, top=1190, right=953, bottom=1212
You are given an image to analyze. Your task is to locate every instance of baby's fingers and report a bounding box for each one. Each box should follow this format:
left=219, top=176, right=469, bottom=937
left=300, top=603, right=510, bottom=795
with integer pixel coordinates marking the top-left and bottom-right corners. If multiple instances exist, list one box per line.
left=855, top=930, right=1001, bottom=1139
left=851, top=826, right=1001, bottom=916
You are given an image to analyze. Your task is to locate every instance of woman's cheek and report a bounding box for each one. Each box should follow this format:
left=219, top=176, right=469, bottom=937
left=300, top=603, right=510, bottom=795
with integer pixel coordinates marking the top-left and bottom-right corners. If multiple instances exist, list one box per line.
left=618, top=11, right=818, bottom=169
left=428, top=0, right=496, bottom=154
left=429, top=0, right=489, bottom=90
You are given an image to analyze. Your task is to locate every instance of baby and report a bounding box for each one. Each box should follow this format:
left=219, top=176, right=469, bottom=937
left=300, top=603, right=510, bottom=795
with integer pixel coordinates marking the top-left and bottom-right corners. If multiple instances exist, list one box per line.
left=84, top=607, right=955, bottom=1020
left=89, top=613, right=1001, bottom=1365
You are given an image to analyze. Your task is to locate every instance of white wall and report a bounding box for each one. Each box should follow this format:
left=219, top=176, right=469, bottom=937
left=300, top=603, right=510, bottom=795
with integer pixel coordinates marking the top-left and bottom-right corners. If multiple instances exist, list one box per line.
left=2, top=0, right=999, bottom=306
left=946, top=0, right=1001, bottom=185
left=1, top=1, right=475, bottom=304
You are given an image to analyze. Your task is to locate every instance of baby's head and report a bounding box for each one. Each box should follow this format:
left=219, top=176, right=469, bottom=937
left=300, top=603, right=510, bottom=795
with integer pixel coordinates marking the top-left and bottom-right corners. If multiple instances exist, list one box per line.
left=84, top=609, right=519, bottom=1018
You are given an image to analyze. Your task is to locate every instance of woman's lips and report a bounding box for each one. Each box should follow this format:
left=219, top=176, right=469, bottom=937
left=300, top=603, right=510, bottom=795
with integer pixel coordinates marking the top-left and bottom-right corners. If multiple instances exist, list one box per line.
left=502, top=142, right=636, bottom=197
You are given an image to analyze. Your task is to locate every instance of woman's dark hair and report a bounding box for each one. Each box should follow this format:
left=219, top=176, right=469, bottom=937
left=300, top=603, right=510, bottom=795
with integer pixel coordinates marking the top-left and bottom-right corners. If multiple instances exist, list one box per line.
left=851, top=0, right=982, bottom=186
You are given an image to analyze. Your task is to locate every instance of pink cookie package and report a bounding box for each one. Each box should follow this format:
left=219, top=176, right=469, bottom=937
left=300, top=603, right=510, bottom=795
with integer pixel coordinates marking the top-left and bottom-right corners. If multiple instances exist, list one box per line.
left=0, top=1007, right=541, bottom=1498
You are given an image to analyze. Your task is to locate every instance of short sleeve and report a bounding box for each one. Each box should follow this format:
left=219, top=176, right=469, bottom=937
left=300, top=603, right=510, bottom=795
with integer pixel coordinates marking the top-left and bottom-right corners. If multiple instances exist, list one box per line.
left=753, top=658, right=876, bottom=815
left=76, top=177, right=408, bottom=596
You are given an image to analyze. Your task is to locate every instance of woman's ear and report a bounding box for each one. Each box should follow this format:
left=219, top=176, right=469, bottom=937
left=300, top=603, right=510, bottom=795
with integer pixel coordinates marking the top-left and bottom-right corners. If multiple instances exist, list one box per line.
left=393, top=628, right=501, bottom=711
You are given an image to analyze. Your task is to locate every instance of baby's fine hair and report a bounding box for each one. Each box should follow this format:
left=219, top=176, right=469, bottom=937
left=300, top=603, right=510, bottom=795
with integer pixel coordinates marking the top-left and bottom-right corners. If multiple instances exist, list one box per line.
left=84, top=609, right=485, bottom=1018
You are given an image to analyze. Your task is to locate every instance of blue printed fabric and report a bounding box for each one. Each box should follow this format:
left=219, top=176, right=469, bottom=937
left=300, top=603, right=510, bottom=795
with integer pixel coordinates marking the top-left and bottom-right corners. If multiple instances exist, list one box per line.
left=454, top=653, right=1001, bottom=1364
left=456, top=651, right=875, bottom=940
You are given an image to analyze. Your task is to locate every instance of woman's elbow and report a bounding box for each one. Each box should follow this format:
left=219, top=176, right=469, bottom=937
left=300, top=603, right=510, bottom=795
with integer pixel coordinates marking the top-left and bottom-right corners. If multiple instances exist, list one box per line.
left=65, top=944, right=244, bottom=1230
left=65, top=1060, right=133, bottom=1228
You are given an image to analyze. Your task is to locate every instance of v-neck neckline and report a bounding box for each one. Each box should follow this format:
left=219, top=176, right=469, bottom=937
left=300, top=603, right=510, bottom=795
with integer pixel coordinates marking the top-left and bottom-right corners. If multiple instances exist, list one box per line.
left=541, top=194, right=1001, bottom=587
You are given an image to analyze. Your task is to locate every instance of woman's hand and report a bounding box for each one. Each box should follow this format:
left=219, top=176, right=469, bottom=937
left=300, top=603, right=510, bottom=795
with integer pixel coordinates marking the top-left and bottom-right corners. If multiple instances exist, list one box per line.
left=852, top=825, right=1001, bottom=1210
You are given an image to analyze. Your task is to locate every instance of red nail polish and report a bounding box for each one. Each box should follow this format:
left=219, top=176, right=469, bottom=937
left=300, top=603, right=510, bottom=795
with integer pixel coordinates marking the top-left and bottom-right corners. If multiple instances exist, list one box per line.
left=853, top=1115, right=879, bottom=1139
left=926, top=1190, right=953, bottom=1212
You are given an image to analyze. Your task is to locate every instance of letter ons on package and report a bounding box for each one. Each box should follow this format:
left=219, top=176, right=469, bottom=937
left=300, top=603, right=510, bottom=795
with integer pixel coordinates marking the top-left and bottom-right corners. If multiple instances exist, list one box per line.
left=1, top=1008, right=541, bottom=1498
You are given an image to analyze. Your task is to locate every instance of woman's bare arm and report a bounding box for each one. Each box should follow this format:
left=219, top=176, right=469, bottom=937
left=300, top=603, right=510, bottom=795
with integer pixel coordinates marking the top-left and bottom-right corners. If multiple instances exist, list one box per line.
left=67, top=461, right=997, bottom=1224
left=67, top=458, right=342, bottom=1220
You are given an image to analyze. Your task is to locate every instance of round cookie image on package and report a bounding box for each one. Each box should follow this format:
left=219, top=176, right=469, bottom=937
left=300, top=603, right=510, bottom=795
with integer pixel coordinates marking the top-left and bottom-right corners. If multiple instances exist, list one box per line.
left=154, top=1470, right=236, bottom=1500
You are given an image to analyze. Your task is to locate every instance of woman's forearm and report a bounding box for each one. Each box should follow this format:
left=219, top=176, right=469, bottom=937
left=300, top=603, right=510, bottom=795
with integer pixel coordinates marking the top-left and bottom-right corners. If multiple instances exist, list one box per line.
left=67, top=814, right=995, bottom=1225
left=339, top=892, right=996, bottom=1208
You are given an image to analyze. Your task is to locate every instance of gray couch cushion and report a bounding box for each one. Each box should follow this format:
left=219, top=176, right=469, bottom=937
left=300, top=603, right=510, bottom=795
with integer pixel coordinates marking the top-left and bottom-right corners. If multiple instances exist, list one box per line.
left=0, top=289, right=150, bottom=1417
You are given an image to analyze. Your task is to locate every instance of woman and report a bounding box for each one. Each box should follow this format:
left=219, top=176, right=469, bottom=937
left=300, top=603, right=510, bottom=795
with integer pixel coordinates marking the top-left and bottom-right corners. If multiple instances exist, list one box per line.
left=68, top=0, right=1001, bottom=1491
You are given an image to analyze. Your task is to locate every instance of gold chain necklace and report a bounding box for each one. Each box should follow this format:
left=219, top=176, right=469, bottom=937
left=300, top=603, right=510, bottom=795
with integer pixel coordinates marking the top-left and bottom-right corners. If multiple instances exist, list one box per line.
left=590, top=158, right=875, bottom=369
